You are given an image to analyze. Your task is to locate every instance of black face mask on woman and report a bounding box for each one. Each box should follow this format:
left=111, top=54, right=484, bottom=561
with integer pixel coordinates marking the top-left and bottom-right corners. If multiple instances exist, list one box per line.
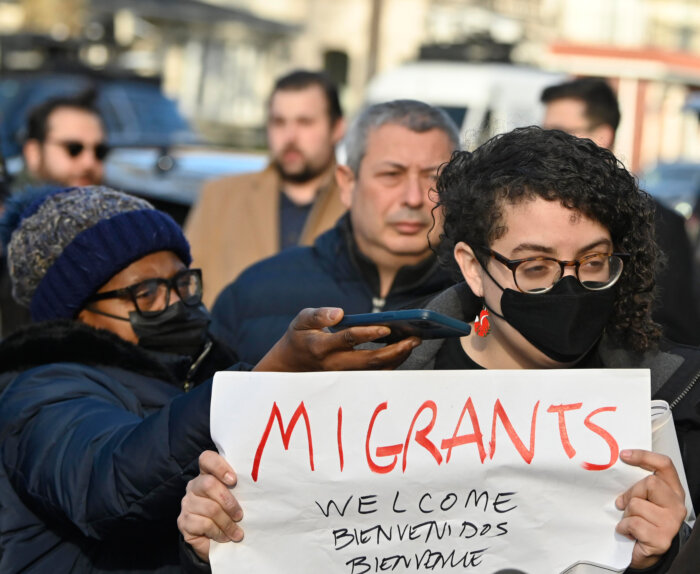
left=129, top=301, right=211, bottom=358
left=484, top=275, right=616, bottom=363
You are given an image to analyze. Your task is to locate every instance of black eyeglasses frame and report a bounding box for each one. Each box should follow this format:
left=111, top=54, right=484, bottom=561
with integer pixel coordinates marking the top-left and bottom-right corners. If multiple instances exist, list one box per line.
left=86, top=268, right=203, bottom=317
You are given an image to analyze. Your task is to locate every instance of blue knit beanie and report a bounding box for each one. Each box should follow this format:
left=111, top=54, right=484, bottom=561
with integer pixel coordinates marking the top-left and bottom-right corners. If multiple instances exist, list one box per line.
left=7, top=186, right=191, bottom=321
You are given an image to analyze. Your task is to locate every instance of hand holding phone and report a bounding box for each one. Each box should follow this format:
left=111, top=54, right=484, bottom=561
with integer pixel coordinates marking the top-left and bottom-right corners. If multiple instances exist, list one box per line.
left=328, top=309, right=471, bottom=344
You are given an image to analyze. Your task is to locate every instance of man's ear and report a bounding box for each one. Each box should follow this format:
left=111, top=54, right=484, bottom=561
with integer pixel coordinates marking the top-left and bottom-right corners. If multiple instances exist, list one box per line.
left=336, top=164, right=355, bottom=209
left=590, top=124, right=615, bottom=150
left=454, top=242, right=484, bottom=297
left=23, top=140, right=42, bottom=173
left=331, top=117, right=346, bottom=145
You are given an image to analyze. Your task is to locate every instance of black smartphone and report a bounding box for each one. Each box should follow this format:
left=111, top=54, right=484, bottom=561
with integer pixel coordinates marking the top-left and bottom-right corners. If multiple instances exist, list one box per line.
left=328, top=309, right=471, bottom=344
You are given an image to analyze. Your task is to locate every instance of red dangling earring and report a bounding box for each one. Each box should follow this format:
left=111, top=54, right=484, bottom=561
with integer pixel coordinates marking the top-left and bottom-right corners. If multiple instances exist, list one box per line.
left=473, top=307, right=490, bottom=337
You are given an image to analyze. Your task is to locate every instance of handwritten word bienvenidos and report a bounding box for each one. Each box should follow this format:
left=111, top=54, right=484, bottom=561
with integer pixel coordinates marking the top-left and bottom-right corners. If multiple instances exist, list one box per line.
left=251, top=399, right=618, bottom=481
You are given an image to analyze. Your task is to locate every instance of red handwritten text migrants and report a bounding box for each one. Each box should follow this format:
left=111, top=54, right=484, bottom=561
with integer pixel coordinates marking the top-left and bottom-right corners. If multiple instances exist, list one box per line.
left=251, top=398, right=618, bottom=481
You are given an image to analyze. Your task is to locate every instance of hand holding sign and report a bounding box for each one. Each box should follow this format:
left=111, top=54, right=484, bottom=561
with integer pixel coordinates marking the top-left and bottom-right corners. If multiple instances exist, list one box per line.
left=209, top=369, right=662, bottom=573
left=615, top=449, right=686, bottom=569
left=177, top=451, right=244, bottom=563
left=254, top=307, right=420, bottom=372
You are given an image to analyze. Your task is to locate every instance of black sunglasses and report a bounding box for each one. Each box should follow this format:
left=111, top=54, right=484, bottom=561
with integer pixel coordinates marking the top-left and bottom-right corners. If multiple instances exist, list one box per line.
left=47, top=139, right=111, bottom=161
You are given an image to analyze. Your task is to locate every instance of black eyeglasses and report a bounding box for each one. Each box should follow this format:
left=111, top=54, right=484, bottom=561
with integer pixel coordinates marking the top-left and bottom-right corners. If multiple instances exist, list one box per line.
left=46, top=139, right=111, bottom=161
left=86, top=269, right=203, bottom=317
left=478, top=248, right=630, bottom=294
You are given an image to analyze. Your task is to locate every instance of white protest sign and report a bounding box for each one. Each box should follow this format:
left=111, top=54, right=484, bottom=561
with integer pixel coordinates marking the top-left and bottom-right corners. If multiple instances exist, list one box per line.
left=651, top=400, right=695, bottom=525
left=210, top=369, right=651, bottom=574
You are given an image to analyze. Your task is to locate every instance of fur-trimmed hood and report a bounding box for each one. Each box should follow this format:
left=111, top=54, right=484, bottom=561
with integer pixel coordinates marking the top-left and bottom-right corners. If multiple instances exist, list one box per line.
left=0, top=320, right=183, bottom=384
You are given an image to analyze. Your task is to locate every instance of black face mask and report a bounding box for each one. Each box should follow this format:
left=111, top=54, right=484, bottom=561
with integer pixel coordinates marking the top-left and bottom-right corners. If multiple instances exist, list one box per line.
left=129, top=301, right=211, bottom=358
left=485, top=275, right=616, bottom=363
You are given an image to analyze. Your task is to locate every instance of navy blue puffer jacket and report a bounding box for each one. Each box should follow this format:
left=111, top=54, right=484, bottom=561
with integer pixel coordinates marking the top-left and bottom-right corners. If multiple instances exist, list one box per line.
left=0, top=321, right=236, bottom=573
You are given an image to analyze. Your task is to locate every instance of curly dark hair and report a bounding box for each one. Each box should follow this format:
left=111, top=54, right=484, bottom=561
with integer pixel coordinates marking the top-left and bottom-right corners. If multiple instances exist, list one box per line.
left=434, top=126, right=660, bottom=353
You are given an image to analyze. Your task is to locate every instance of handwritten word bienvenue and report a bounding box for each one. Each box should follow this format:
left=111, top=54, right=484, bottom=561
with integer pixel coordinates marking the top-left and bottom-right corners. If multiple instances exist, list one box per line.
left=345, top=547, right=489, bottom=573
left=251, top=398, right=619, bottom=481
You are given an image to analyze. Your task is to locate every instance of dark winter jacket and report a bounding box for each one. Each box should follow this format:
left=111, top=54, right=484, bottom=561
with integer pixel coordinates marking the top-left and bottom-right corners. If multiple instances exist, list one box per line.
left=0, top=320, right=238, bottom=573
left=652, top=201, right=700, bottom=346
left=210, top=215, right=461, bottom=364
left=668, top=517, right=700, bottom=573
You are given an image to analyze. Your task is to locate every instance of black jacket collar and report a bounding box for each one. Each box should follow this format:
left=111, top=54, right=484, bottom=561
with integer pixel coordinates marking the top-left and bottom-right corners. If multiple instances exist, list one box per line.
left=0, top=320, right=184, bottom=383
left=336, top=213, right=452, bottom=298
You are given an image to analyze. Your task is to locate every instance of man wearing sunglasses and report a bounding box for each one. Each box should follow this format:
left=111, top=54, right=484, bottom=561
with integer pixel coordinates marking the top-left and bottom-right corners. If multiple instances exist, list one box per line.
left=1, top=92, right=109, bottom=337
left=19, top=90, right=108, bottom=189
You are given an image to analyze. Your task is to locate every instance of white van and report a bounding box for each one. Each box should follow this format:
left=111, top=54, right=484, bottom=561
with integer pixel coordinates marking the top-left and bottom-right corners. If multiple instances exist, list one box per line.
left=365, top=61, right=566, bottom=149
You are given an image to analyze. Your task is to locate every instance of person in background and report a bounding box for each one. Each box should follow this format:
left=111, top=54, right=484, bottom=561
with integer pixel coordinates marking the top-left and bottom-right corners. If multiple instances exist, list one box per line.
left=185, top=70, right=347, bottom=307
left=1, top=90, right=108, bottom=338
left=209, top=99, right=471, bottom=365
left=16, top=90, right=107, bottom=189
left=541, top=77, right=700, bottom=346
left=0, top=186, right=413, bottom=573
left=179, top=127, right=697, bottom=573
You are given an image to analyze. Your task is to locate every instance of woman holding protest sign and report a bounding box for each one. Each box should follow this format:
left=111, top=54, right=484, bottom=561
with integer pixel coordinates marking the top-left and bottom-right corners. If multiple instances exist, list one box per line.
left=400, top=126, right=698, bottom=572
left=178, top=127, right=698, bottom=573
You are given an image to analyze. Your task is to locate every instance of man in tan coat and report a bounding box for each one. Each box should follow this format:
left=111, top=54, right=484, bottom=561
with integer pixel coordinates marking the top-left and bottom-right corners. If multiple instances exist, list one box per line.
left=185, top=70, right=346, bottom=306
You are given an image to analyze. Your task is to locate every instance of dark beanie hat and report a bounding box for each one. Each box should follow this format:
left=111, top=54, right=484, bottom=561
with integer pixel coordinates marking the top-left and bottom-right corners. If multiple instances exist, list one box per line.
left=7, top=186, right=191, bottom=321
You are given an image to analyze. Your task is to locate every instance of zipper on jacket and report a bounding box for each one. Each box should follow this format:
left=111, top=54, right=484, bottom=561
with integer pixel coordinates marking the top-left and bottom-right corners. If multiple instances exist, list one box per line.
left=669, top=369, right=700, bottom=410
left=183, top=340, right=214, bottom=392
left=371, top=297, right=386, bottom=313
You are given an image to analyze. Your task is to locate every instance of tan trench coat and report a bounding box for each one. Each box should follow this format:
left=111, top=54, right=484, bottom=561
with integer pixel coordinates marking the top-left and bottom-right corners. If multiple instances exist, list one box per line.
left=184, top=165, right=346, bottom=307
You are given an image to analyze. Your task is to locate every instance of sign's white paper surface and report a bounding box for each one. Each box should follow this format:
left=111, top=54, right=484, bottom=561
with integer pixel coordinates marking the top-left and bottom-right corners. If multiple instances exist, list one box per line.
left=210, top=369, right=651, bottom=574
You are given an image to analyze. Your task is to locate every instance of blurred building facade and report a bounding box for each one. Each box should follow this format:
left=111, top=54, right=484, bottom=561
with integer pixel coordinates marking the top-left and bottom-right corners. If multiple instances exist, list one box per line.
left=1, top=0, right=698, bottom=169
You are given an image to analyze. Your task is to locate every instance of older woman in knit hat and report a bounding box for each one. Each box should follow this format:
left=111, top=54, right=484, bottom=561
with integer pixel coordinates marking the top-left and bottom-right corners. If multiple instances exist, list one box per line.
left=8, top=186, right=212, bottom=355
left=0, top=186, right=415, bottom=574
